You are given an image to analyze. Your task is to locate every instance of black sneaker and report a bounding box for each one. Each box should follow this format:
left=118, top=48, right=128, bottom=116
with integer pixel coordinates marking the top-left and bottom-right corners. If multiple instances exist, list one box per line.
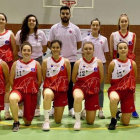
left=116, top=110, right=121, bottom=120
left=12, top=121, right=20, bottom=132
left=108, top=118, right=117, bottom=130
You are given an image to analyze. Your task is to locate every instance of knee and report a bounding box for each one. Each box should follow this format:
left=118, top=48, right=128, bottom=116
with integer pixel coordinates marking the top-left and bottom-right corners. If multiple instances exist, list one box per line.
left=87, top=120, right=94, bottom=125
left=25, top=122, right=31, bottom=126
left=9, top=95, right=19, bottom=103
left=74, top=96, right=83, bottom=103
left=44, top=93, right=53, bottom=100
left=110, top=97, right=119, bottom=103
left=55, top=118, right=61, bottom=124
left=121, top=120, right=129, bottom=126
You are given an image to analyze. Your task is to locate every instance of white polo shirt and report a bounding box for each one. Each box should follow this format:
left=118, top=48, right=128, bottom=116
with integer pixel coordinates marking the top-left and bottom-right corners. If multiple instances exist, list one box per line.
left=16, top=30, right=47, bottom=59
left=48, top=22, right=82, bottom=62
left=83, top=34, right=109, bottom=63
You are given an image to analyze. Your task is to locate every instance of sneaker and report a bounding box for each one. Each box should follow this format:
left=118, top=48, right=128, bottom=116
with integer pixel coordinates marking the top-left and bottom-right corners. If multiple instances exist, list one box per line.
left=116, top=110, right=122, bottom=120
left=69, top=108, right=75, bottom=118
left=132, top=111, right=139, bottom=118
left=98, top=110, right=105, bottom=119
left=108, top=118, right=117, bottom=130
left=49, top=108, right=54, bottom=117
left=34, top=109, right=40, bottom=117
left=74, top=121, right=81, bottom=131
left=4, top=111, right=12, bottom=120
left=42, top=120, right=50, bottom=131
left=12, top=121, right=20, bottom=132
left=18, top=110, right=23, bottom=118
left=81, top=109, right=86, bottom=120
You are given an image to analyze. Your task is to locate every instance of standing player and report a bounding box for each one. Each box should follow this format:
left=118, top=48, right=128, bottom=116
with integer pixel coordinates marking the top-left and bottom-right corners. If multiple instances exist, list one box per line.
left=0, top=13, right=17, bottom=120
left=110, top=14, right=138, bottom=118
left=9, top=42, right=42, bottom=132
left=72, top=42, right=103, bottom=130
left=42, top=40, right=71, bottom=131
left=108, top=42, right=137, bottom=130
left=82, top=18, right=109, bottom=119
left=48, top=6, right=82, bottom=117
left=16, top=14, right=47, bottom=117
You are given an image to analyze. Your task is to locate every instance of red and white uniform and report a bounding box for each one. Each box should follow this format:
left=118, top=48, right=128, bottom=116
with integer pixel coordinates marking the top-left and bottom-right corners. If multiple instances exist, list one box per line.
left=0, top=59, right=5, bottom=110
left=43, top=56, right=69, bottom=91
left=112, top=31, right=135, bottom=60
left=12, top=59, right=38, bottom=94
left=73, top=57, right=100, bottom=111
left=108, top=59, right=136, bottom=113
left=0, top=30, right=13, bottom=63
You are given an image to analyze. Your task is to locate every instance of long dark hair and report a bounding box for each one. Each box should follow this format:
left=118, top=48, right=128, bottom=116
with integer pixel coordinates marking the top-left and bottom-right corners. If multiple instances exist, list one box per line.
left=20, top=14, right=38, bottom=44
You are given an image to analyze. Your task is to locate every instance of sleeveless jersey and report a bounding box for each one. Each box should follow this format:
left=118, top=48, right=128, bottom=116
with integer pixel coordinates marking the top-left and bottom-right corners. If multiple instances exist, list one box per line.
left=43, top=57, right=69, bottom=92
left=75, top=57, right=100, bottom=94
left=108, top=59, right=135, bottom=93
left=0, top=59, right=5, bottom=95
left=12, top=59, right=38, bottom=94
left=112, top=31, right=135, bottom=60
left=0, top=30, right=13, bottom=62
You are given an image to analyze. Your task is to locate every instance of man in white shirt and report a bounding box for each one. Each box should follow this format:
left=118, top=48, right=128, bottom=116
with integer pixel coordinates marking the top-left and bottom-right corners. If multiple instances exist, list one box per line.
left=48, top=6, right=82, bottom=117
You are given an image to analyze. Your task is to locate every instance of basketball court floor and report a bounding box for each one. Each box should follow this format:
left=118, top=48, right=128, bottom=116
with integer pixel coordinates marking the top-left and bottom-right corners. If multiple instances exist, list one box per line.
left=0, top=84, right=140, bottom=140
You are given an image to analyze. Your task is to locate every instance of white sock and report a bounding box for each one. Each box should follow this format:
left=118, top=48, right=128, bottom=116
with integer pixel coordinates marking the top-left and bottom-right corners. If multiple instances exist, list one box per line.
left=4, top=103, right=9, bottom=112
left=44, top=110, right=50, bottom=120
left=75, top=112, right=81, bottom=122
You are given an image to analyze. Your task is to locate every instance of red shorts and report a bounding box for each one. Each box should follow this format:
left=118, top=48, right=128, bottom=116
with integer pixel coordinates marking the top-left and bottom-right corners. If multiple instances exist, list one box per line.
left=7, top=61, right=13, bottom=71
left=0, top=94, right=4, bottom=110
left=11, top=90, right=37, bottom=121
left=43, top=89, right=68, bottom=107
left=73, top=86, right=99, bottom=111
left=108, top=90, right=135, bottom=113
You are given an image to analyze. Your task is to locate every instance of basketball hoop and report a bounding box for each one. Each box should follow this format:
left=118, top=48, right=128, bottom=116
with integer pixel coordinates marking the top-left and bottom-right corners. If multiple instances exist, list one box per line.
left=60, top=0, right=77, bottom=17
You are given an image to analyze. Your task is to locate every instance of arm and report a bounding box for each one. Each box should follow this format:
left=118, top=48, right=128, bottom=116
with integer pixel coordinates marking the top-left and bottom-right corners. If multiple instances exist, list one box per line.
left=132, top=60, right=137, bottom=79
left=47, top=41, right=51, bottom=49
left=43, top=45, right=47, bottom=53
left=64, top=59, right=71, bottom=82
left=97, top=60, right=104, bottom=84
left=9, top=61, right=16, bottom=87
left=11, top=32, right=18, bottom=61
left=36, top=62, right=42, bottom=88
left=72, top=60, right=80, bottom=84
left=42, top=59, right=47, bottom=81
left=132, top=34, right=136, bottom=53
left=108, top=61, right=115, bottom=83
left=1, top=61, right=9, bottom=92
left=110, top=33, right=114, bottom=58
left=77, top=41, right=82, bottom=50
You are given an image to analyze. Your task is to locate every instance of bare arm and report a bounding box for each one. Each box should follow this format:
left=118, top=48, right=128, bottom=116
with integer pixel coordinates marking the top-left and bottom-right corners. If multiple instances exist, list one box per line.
left=36, top=62, right=42, bottom=88
left=110, top=34, right=114, bottom=58
left=77, top=41, right=82, bottom=50
left=97, top=60, right=104, bottom=84
left=43, top=45, right=47, bottom=53
left=42, top=59, right=47, bottom=81
left=108, top=61, right=115, bottom=84
left=132, top=60, right=137, bottom=79
left=64, top=58, right=71, bottom=82
left=132, top=34, right=136, bottom=53
left=47, top=41, right=51, bottom=49
left=72, top=60, right=80, bottom=84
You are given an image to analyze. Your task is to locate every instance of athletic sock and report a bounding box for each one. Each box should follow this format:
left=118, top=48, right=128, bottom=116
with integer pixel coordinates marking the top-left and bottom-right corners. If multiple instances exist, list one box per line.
left=74, top=111, right=81, bottom=122
left=4, top=103, right=9, bottom=112
left=44, top=110, right=50, bottom=120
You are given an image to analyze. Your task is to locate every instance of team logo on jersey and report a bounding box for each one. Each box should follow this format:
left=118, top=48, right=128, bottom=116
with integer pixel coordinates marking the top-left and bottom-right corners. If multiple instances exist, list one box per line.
left=83, top=65, right=86, bottom=68
left=51, top=64, right=53, bottom=67
left=130, top=66, right=132, bottom=69
left=87, top=30, right=91, bottom=36
left=31, top=68, right=35, bottom=72
left=69, top=30, right=72, bottom=33
left=20, top=66, right=22, bottom=68
left=119, top=38, right=122, bottom=42
left=128, top=41, right=133, bottom=45
left=5, top=40, right=10, bottom=45
left=60, top=66, right=64, bottom=71
left=118, top=64, right=121, bottom=67
left=94, top=67, right=98, bottom=72
left=100, top=41, right=103, bottom=44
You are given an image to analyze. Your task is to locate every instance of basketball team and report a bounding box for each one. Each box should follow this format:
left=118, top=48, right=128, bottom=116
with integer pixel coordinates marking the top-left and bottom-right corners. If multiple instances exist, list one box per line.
left=0, top=6, right=138, bottom=132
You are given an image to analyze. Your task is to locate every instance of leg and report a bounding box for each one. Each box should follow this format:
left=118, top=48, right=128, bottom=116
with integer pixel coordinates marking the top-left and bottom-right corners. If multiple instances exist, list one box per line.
left=121, top=113, right=131, bottom=126
left=54, top=107, right=65, bottom=124
left=86, top=111, right=96, bottom=125
left=132, top=93, right=139, bottom=118
left=23, top=118, right=31, bottom=126
left=42, top=88, right=54, bottom=131
left=73, top=89, right=84, bottom=130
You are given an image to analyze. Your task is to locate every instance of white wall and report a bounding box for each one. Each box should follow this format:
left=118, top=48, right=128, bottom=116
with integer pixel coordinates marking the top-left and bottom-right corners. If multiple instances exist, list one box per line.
left=1, top=0, right=140, bottom=24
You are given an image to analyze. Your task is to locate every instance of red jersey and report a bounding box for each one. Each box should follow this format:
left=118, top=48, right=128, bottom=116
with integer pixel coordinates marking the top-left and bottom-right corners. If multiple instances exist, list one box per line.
left=0, top=30, right=13, bottom=62
left=74, top=57, right=100, bottom=94
left=0, top=59, right=5, bottom=95
left=112, top=31, right=135, bottom=60
left=12, top=59, right=38, bottom=94
left=108, top=59, right=136, bottom=93
left=43, top=57, right=69, bottom=92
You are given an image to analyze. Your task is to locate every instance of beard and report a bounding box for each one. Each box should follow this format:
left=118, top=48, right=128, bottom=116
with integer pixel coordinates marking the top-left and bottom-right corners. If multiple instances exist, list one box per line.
left=61, top=17, right=70, bottom=23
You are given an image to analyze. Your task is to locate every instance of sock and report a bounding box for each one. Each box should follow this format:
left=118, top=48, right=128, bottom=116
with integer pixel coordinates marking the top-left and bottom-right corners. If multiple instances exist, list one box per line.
left=4, top=103, right=9, bottom=112
left=44, top=110, right=50, bottom=120
left=75, top=111, right=81, bottom=122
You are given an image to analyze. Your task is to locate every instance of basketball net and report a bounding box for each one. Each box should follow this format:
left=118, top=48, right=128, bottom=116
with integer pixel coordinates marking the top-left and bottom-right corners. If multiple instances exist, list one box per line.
left=60, top=0, right=77, bottom=17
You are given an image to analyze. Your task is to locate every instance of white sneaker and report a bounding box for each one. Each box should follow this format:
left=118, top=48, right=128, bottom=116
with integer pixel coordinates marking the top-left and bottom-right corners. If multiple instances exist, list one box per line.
left=34, top=109, right=40, bottom=117
left=18, top=110, right=23, bottom=118
left=81, top=109, right=86, bottom=120
left=49, top=108, right=54, bottom=117
left=42, top=120, right=50, bottom=131
left=98, top=110, right=105, bottom=119
left=69, top=108, right=75, bottom=118
left=74, top=121, right=81, bottom=131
